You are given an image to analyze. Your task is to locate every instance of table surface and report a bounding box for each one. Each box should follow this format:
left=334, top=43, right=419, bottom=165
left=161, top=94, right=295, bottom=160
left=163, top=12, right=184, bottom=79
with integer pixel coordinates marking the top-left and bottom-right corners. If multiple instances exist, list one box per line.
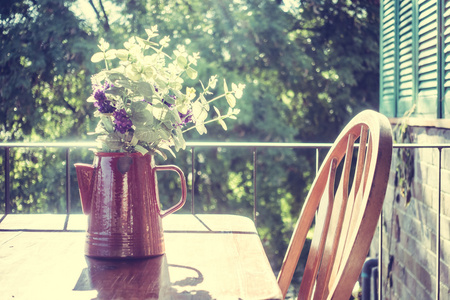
left=0, top=214, right=283, bottom=300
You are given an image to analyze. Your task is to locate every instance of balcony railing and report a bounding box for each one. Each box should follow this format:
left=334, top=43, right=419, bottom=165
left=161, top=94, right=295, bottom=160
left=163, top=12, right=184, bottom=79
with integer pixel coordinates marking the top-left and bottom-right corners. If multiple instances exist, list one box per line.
left=1, top=141, right=449, bottom=300
left=0, top=141, right=334, bottom=223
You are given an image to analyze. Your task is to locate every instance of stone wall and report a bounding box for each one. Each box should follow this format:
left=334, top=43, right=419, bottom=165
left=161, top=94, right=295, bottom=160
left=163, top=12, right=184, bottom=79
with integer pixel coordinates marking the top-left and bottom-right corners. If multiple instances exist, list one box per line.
left=369, top=123, right=450, bottom=300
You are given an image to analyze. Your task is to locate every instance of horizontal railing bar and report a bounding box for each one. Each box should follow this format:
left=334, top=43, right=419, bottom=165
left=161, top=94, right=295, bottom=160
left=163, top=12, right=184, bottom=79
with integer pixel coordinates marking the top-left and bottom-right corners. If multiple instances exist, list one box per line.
left=0, top=142, right=98, bottom=148
left=186, top=142, right=334, bottom=148
left=1, top=141, right=450, bottom=149
left=0, top=141, right=332, bottom=149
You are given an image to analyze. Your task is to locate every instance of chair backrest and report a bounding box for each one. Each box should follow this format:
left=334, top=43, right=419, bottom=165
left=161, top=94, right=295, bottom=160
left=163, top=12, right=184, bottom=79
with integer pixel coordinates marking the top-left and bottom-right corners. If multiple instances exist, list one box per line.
left=277, top=110, right=393, bottom=300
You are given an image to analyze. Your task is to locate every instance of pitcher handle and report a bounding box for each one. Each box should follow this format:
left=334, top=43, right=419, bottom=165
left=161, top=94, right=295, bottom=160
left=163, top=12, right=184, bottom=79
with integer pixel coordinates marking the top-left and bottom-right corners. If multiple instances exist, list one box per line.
left=154, top=165, right=187, bottom=218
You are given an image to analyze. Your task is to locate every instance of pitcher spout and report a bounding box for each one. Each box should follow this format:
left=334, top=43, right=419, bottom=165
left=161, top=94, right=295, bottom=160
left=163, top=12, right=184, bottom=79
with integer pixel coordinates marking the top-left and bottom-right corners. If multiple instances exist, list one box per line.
left=74, top=163, right=95, bottom=214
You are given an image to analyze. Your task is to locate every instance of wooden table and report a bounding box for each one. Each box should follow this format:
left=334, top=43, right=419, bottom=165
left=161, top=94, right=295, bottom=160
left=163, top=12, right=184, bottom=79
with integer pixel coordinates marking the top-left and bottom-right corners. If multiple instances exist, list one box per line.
left=0, top=214, right=283, bottom=299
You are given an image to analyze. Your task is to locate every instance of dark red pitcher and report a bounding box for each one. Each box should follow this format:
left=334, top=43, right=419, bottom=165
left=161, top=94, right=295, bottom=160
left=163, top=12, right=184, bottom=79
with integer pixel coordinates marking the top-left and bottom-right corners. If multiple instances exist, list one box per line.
left=74, top=152, right=186, bottom=258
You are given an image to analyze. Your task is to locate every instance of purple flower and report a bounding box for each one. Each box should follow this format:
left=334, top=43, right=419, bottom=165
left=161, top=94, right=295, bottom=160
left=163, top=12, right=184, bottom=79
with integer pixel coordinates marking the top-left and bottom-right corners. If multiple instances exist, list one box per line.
left=162, top=95, right=176, bottom=108
left=93, top=82, right=115, bottom=113
left=113, top=109, right=133, bottom=134
left=179, top=109, right=193, bottom=126
left=172, top=109, right=193, bottom=128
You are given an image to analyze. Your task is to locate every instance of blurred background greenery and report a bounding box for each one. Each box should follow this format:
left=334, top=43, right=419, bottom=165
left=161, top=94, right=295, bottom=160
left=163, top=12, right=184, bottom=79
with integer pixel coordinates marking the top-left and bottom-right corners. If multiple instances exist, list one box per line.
left=0, top=0, right=380, bottom=292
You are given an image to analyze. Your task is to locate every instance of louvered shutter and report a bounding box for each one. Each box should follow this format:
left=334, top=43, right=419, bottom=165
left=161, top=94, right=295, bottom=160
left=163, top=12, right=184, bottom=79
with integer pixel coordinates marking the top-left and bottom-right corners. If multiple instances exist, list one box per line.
left=417, top=0, right=438, bottom=117
left=380, top=0, right=397, bottom=117
left=398, top=0, right=414, bottom=116
left=443, top=1, right=450, bottom=118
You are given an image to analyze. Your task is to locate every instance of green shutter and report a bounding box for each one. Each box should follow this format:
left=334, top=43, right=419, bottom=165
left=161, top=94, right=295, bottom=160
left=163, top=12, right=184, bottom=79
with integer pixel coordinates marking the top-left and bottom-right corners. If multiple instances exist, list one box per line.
left=416, top=0, right=438, bottom=117
left=443, top=1, right=450, bottom=118
left=380, top=0, right=397, bottom=117
left=398, top=0, right=414, bottom=116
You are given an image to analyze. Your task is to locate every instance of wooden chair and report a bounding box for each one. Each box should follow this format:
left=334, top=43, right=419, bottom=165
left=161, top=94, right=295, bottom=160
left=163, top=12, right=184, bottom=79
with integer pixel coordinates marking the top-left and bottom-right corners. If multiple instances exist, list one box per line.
left=277, top=110, right=393, bottom=300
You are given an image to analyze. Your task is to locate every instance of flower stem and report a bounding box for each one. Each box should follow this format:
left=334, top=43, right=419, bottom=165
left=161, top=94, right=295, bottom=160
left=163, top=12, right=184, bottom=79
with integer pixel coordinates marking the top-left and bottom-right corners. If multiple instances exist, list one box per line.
left=182, top=115, right=228, bottom=133
left=206, top=94, right=225, bottom=104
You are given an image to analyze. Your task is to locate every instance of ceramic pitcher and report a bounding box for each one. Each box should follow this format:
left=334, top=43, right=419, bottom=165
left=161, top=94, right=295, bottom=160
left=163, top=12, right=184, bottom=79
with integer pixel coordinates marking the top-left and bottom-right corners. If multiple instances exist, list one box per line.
left=74, top=152, right=186, bottom=258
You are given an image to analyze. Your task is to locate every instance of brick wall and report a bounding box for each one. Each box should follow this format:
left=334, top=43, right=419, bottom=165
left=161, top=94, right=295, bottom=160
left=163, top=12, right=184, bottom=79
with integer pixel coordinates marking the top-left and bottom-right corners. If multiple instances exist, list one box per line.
left=369, top=124, right=450, bottom=300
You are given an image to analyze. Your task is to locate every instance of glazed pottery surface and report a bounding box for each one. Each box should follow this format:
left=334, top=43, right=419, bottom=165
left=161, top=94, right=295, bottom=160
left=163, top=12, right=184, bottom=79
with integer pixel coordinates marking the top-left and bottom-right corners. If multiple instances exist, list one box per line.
left=75, top=153, right=186, bottom=258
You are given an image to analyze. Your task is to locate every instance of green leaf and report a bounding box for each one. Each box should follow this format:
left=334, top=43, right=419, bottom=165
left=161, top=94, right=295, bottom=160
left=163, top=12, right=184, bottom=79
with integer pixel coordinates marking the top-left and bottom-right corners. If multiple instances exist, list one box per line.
left=103, top=135, right=122, bottom=150
left=192, top=101, right=208, bottom=122
left=195, top=122, right=207, bottom=135
left=126, top=65, right=141, bottom=81
left=134, top=126, right=159, bottom=143
left=130, top=100, right=149, bottom=112
left=200, top=94, right=208, bottom=105
left=143, top=65, right=154, bottom=77
left=226, top=94, right=236, bottom=108
left=105, top=85, right=124, bottom=96
left=157, top=144, right=175, bottom=158
left=134, top=145, right=148, bottom=155
left=136, top=37, right=158, bottom=47
left=155, top=77, right=167, bottom=89
left=105, top=50, right=117, bottom=60
left=218, top=119, right=227, bottom=130
left=115, top=80, right=133, bottom=89
left=94, top=122, right=108, bottom=134
left=153, top=148, right=168, bottom=160
left=186, top=67, right=198, bottom=79
left=152, top=105, right=168, bottom=121
left=168, top=109, right=182, bottom=125
left=130, top=105, right=153, bottom=125
left=163, top=94, right=176, bottom=105
left=213, top=106, right=221, bottom=117
left=145, top=27, right=159, bottom=39
left=105, top=68, right=127, bottom=81
left=91, top=52, right=104, bottom=63
left=232, top=83, right=244, bottom=99
left=172, top=128, right=186, bottom=151
left=177, top=56, right=188, bottom=68
left=199, top=95, right=210, bottom=112
left=100, top=115, right=114, bottom=132
left=223, top=79, right=229, bottom=93
left=130, top=134, right=139, bottom=146
left=115, top=49, right=129, bottom=61
left=136, top=81, right=154, bottom=99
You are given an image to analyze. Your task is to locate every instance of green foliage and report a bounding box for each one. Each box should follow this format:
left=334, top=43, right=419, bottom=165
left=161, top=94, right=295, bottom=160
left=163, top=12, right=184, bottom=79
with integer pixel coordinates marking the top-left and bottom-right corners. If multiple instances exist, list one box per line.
left=0, top=0, right=96, bottom=140
left=0, top=0, right=379, bottom=283
left=283, top=0, right=380, bottom=142
left=393, top=105, right=416, bottom=205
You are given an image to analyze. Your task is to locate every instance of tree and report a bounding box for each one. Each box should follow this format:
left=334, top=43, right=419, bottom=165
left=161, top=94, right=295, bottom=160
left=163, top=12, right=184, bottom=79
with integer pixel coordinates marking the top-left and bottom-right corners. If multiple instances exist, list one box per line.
left=0, top=0, right=96, bottom=141
left=0, top=0, right=96, bottom=213
left=0, top=0, right=380, bottom=276
left=282, top=0, right=380, bottom=143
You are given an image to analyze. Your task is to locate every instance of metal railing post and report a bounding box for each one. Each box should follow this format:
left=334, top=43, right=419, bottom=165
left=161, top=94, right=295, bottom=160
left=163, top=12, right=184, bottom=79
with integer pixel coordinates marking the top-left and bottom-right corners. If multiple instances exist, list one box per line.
left=65, top=148, right=71, bottom=215
left=315, top=148, right=320, bottom=175
left=64, top=148, right=71, bottom=230
left=253, top=147, right=258, bottom=227
left=379, top=212, right=383, bottom=300
left=5, top=147, right=11, bottom=215
left=436, top=147, right=442, bottom=300
left=191, top=147, right=195, bottom=215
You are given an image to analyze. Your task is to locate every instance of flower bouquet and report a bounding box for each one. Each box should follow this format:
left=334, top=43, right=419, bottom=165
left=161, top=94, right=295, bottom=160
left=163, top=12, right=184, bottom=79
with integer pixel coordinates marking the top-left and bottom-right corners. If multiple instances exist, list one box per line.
left=74, top=26, right=245, bottom=258
left=88, top=25, right=245, bottom=158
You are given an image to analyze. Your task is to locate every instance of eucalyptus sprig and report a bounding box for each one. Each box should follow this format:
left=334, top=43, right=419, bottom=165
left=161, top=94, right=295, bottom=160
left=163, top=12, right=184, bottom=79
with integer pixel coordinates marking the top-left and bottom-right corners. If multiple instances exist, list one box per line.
left=88, top=26, right=245, bottom=159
